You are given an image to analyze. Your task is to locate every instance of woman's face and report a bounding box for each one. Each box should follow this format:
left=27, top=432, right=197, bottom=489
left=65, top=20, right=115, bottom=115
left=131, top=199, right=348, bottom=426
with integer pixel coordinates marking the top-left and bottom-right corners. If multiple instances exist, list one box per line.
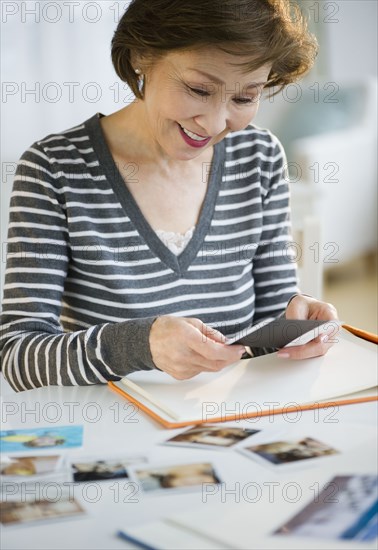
left=138, top=48, right=271, bottom=161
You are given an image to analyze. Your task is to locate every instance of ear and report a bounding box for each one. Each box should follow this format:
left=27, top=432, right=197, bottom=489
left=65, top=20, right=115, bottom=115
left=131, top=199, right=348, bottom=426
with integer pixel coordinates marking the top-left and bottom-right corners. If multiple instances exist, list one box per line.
left=130, top=52, right=147, bottom=72
left=131, top=51, right=158, bottom=77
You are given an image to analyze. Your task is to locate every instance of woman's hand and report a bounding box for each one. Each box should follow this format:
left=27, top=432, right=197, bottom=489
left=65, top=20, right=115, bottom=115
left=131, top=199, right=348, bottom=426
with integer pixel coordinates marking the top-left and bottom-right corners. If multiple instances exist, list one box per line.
left=149, top=316, right=246, bottom=380
left=277, top=294, right=340, bottom=360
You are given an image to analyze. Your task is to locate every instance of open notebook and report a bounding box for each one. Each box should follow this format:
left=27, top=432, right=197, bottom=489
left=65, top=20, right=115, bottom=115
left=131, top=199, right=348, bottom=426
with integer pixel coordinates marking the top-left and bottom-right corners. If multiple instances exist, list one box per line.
left=108, top=326, right=378, bottom=428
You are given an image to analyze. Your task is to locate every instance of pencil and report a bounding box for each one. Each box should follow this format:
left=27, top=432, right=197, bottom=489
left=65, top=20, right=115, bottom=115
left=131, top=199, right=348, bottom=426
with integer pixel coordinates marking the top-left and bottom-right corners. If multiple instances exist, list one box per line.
left=116, top=530, right=158, bottom=550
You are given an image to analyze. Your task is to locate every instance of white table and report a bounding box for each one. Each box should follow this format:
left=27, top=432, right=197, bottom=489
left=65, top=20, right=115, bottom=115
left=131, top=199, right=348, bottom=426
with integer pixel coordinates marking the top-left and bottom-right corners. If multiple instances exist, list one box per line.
left=1, top=375, right=377, bottom=550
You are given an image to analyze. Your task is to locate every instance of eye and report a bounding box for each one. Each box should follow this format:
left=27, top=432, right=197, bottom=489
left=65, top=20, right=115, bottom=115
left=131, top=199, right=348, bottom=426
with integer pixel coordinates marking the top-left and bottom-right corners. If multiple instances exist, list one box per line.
left=187, top=86, right=210, bottom=97
left=234, top=97, right=256, bottom=105
left=234, top=92, right=262, bottom=105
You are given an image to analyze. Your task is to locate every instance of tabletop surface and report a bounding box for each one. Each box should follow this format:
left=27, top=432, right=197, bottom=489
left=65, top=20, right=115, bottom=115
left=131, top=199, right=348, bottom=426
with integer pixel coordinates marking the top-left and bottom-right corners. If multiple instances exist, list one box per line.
left=1, top=375, right=377, bottom=550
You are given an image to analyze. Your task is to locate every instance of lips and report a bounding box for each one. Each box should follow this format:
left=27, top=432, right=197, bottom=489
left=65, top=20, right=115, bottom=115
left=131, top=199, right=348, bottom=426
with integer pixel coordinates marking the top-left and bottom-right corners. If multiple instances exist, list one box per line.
left=177, top=123, right=212, bottom=148
left=179, top=124, right=210, bottom=139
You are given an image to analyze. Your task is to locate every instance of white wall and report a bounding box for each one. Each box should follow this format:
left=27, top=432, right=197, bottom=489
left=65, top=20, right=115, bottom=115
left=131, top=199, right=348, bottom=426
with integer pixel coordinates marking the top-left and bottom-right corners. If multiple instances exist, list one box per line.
left=254, top=0, right=378, bottom=273
left=1, top=0, right=132, bottom=294
left=326, top=0, right=377, bottom=80
left=255, top=0, right=378, bottom=130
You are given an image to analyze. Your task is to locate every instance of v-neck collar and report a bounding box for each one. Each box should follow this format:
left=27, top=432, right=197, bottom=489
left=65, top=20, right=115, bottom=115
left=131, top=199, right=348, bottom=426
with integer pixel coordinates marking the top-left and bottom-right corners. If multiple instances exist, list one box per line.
left=85, top=113, right=225, bottom=276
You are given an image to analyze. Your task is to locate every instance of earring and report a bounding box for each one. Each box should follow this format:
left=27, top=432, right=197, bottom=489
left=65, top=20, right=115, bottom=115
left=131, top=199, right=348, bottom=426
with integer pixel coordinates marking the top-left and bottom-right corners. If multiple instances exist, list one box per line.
left=135, top=69, right=144, bottom=93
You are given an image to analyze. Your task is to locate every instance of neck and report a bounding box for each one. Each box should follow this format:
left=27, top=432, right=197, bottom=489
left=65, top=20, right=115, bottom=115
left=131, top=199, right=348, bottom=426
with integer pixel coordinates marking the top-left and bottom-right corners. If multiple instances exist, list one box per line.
left=101, top=103, right=212, bottom=174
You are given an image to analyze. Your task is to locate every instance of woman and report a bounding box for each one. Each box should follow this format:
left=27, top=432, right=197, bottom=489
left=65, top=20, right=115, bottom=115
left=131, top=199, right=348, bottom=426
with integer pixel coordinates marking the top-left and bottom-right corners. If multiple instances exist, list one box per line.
left=0, top=0, right=338, bottom=392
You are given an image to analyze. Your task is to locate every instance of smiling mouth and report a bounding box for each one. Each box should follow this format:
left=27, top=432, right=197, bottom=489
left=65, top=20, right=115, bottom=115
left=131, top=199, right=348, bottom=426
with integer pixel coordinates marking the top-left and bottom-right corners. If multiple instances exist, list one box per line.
left=178, top=124, right=210, bottom=141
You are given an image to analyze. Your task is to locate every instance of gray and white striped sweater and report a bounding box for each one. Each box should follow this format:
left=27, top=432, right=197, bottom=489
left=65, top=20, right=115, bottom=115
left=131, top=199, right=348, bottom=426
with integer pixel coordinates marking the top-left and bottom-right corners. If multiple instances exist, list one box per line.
left=0, top=113, right=299, bottom=392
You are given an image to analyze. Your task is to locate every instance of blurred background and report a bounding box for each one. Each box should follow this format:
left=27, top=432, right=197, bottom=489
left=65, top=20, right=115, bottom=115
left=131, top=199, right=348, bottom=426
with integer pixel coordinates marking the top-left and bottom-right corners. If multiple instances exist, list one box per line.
left=1, top=0, right=377, bottom=331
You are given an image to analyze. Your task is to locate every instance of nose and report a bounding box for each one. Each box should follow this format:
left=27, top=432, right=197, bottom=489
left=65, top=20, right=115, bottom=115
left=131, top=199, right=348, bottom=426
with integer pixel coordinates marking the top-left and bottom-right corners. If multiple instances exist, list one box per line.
left=193, top=102, right=231, bottom=137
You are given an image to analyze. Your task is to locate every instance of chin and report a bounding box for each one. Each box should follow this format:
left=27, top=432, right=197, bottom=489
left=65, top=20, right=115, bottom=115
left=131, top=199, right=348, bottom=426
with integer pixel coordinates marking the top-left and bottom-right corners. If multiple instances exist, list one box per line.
left=173, top=149, right=204, bottom=161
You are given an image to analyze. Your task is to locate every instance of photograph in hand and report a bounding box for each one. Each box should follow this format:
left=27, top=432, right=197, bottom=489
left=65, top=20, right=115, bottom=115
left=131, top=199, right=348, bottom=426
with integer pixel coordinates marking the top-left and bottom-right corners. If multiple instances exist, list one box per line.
left=227, top=318, right=341, bottom=349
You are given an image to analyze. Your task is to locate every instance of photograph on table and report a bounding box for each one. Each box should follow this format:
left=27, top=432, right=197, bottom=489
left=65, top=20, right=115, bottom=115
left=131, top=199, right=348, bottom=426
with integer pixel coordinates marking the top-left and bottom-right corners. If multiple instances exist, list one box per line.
left=162, top=425, right=260, bottom=450
left=0, top=426, right=84, bottom=453
left=129, top=462, right=222, bottom=494
left=274, top=474, right=378, bottom=542
left=71, top=455, right=147, bottom=482
left=0, top=455, right=63, bottom=478
left=239, top=437, right=339, bottom=467
left=0, top=497, right=85, bottom=526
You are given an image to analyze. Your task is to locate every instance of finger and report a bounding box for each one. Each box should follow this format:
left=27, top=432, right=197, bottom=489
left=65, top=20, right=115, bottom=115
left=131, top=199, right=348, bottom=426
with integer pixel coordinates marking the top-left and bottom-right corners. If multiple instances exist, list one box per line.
left=178, top=344, right=241, bottom=372
left=286, top=295, right=339, bottom=322
left=320, top=322, right=341, bottom=343
left=185, top=318, right=228, bottom=344
left=156, top=350, right=242, bottom=381
left=285, top=295, right=310, bottom=319
left=188, top=355, right=235, bottom=372
left=191, top=339, right=246, bottom=364
left=161, top=354, right=232, bottom=379
left=156, top=345, right=233, bottom=378
left=309, top=303, right=339, bottom=321
left=277, top=334, right=333, bottom=360
left=151, top=317, right=244, bottom=377
left=183, top=320, right=245, bottom=362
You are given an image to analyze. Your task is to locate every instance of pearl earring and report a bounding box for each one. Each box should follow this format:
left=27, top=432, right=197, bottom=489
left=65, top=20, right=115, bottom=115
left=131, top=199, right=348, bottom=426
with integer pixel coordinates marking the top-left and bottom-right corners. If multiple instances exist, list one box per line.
left=135, top=69, right=144, bottom=93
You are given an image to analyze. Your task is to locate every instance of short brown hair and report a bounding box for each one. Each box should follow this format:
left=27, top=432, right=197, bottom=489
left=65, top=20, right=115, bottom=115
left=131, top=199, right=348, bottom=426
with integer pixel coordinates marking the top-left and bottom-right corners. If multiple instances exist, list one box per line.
left=111, top=0, right=318, bottom=99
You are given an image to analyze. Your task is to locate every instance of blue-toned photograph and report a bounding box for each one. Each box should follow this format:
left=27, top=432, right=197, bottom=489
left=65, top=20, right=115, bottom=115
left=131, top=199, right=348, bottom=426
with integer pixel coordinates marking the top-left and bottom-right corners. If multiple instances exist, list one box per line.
left=0, top=425, right=83, bottom=452
left=275, top=475, right=378, bottom=542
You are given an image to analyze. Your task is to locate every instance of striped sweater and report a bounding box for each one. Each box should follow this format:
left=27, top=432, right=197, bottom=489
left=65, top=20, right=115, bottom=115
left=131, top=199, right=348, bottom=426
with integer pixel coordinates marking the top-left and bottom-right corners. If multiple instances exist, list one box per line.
left=0, top=113, right=299, bottom=392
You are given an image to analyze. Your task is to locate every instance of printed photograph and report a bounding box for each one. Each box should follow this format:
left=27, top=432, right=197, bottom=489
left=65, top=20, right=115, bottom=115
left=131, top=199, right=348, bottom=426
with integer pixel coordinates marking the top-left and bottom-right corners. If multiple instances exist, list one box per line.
left=70, top=455, right=147, bottom=482
left=0, top=498, right=85, bottom=526
left=72, top=459, right=128, bottom=482
left=163, top=425, right=260, bottom=449
left=0, top=426, right=83, bottom=453
left=241, top=437, right=339, bottom=465
left=274, top=475, right=378, bottom=542
left=130, top=462, right=222, bottom=493
left=0, top=455, right=62, bottom=477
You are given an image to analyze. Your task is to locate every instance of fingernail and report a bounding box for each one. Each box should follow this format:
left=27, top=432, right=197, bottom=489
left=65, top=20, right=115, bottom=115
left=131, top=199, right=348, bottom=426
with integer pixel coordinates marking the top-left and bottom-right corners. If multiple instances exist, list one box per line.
left=321, top=334, right=329, bottom=343
left=277, top=352, right=290, bottom=358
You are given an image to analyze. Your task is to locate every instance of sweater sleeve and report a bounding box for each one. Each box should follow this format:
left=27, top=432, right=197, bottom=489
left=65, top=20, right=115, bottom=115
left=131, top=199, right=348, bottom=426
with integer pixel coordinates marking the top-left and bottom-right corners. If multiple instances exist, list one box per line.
left=0, top=144, right=157, bottom=393
left=249, top=134, right=300, bottom=356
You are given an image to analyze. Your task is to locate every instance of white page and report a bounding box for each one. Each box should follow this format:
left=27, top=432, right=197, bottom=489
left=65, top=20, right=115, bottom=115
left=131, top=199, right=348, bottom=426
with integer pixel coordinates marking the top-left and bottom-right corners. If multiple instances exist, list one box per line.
left=117, top=329, right=377, bottom=423
left=120, top=520, right=228, bottom=550
left=168, top=497, right=378, bottom=550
